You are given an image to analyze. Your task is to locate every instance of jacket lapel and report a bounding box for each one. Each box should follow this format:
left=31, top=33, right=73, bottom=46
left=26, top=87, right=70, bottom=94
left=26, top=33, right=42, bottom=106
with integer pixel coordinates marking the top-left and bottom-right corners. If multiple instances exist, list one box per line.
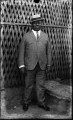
left=31, top=31, right=37, bottom=40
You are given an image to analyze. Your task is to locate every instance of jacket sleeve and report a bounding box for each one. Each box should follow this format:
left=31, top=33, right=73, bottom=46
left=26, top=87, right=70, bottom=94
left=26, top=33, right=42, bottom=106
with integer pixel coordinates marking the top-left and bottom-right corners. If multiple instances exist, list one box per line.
left=18, top=35, right=26, bottom=68
left=47, top=35, right=51, bottom=67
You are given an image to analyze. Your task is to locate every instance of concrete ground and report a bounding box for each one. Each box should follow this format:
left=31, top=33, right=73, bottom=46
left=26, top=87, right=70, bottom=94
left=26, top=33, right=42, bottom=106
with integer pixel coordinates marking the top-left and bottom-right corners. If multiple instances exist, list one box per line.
left=1, top=87, right=72, bottom=119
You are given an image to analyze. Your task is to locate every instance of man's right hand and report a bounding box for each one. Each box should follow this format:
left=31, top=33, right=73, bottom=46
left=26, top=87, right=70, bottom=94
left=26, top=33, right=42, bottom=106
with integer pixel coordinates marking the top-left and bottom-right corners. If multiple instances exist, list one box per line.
left=20, top=67, right=26, bottom=75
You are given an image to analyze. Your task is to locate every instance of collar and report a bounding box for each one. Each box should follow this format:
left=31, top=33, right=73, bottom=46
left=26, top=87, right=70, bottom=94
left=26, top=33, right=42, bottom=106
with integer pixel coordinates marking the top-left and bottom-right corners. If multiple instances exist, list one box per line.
left=32, top=29, right=41, bottom=37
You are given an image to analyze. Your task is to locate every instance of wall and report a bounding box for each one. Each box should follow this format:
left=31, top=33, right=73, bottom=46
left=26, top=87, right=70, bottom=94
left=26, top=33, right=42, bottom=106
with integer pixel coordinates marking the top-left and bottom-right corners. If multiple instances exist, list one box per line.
left=1, top=0, right=72, bottom=88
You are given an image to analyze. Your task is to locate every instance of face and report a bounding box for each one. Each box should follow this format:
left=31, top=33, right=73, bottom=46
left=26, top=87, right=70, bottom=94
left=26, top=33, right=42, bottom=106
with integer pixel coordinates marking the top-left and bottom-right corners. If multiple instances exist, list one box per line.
left=32, top=20, right=41, bottom=31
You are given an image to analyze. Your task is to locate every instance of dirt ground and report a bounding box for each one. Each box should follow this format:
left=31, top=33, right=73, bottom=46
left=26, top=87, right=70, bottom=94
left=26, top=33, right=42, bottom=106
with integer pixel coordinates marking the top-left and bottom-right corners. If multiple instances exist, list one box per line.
left=1, top=87, right=72, bottom=119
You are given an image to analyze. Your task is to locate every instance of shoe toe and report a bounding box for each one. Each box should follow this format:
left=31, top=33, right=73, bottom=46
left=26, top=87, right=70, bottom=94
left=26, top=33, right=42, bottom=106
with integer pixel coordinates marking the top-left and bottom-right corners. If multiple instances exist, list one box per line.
left=23, top=104, right=28, bottom=111
left=38, top=104, right=50, bottom=111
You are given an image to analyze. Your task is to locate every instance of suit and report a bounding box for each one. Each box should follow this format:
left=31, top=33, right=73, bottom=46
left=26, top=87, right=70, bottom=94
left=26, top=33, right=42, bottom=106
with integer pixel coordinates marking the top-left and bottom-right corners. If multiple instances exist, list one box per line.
left=18, top=30, right=51, bottom=105
left=19, top=30, right=51, bottom=70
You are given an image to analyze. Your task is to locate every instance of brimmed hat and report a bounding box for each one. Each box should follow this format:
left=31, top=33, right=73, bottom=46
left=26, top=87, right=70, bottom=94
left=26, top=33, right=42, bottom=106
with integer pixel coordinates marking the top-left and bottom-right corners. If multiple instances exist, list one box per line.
left=30, top=14, right=44, bottom=23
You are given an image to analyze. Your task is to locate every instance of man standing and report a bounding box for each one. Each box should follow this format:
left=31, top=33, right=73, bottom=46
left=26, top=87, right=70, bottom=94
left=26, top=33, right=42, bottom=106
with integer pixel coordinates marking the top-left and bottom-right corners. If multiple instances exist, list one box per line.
left=18, top=14, right=51, bottom=111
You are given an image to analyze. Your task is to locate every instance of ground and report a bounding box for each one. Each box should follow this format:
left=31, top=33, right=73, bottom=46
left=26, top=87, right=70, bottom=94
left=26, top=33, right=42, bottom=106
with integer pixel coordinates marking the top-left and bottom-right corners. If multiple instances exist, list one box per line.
left=1, top=87, right=72, bottom=119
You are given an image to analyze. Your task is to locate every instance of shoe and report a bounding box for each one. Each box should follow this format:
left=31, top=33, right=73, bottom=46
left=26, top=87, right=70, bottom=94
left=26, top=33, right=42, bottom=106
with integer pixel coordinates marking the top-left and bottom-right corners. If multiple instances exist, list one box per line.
left=23, top=103, right=28, bottom=111
left=38, top=103, right=50, bottom=111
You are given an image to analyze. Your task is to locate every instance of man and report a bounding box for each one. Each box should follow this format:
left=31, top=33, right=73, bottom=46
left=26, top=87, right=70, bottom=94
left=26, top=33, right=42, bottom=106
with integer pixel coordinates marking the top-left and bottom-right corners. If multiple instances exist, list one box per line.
left=18, top=14, right=51, bottom=111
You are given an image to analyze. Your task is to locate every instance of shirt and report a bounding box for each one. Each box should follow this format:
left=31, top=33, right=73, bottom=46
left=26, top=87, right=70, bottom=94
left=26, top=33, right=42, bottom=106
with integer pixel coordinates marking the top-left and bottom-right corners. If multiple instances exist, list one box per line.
left=32, top=29, right=41, bottom=39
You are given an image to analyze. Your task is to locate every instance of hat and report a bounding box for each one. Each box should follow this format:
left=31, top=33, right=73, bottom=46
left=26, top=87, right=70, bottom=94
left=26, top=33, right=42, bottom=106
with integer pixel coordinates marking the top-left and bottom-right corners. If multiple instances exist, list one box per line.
left=31, top=14, right=44, bottom=23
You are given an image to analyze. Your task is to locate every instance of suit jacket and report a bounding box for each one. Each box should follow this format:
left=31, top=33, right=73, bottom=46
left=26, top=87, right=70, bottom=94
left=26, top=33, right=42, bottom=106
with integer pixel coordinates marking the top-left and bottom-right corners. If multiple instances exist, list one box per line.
left=18, top=30, right=51, bottom=70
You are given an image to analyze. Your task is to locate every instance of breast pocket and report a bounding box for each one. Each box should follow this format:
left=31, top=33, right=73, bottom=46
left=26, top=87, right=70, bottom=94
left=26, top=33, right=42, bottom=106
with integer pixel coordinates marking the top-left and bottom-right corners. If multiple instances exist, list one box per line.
left=27, top=40, right=34, bottom=45
left=26, top=41, right=34, bottom=49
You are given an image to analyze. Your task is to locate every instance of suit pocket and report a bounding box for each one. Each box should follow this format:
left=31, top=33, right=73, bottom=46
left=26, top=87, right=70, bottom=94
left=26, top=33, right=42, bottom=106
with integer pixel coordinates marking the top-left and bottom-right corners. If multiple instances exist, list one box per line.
left=27, top=40, right=34, bottom=45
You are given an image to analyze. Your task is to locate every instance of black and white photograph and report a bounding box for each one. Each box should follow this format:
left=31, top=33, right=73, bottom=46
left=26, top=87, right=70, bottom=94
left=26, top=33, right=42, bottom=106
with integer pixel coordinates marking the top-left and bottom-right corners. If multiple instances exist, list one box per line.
left=0, top=0, right=72, bottom=119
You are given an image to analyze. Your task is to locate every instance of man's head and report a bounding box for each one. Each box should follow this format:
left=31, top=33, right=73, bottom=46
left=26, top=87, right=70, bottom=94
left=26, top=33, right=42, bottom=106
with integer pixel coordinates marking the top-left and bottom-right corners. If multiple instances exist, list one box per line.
left=31, top=14, right=44, bottom=31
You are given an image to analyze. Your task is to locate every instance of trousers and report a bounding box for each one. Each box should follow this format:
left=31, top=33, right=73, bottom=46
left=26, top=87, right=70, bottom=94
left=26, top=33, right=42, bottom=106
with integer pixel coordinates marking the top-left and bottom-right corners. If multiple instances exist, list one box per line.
left=23, top=62, right=46, bottom=105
